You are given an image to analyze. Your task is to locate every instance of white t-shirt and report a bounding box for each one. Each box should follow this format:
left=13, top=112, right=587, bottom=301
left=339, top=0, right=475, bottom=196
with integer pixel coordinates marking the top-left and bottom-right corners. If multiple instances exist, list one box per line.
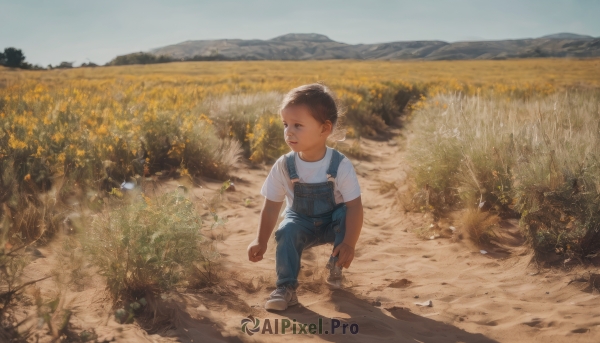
left=260, top=147, right=362, bottom=211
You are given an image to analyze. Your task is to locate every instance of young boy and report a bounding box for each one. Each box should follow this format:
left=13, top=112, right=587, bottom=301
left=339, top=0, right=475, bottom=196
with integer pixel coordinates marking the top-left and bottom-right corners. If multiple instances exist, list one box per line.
left=247, top=83, right=363, bottom=311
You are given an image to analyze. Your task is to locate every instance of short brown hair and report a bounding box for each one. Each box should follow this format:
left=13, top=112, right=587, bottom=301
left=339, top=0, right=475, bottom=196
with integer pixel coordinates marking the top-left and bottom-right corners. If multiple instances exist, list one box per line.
left=279, top=83, right=345, bottom=140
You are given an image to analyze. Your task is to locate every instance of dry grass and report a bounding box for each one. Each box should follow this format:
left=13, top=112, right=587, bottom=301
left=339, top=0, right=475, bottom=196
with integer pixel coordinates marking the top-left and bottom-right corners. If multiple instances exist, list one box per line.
left=408, top=90, right=600, bottom=260
left=84, top=189, right=212, bottom=302
left=459, top=209, right=500, bottom=246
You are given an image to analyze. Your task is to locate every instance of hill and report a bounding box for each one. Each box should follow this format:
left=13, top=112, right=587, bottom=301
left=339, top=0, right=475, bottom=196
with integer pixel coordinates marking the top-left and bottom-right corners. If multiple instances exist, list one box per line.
left=107, top=32, right=600, bottom=64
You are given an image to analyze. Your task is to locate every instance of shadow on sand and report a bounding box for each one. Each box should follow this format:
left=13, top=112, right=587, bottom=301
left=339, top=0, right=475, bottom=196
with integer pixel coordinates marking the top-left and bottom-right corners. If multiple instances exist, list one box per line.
left=276, top=289, right=499, bottom=343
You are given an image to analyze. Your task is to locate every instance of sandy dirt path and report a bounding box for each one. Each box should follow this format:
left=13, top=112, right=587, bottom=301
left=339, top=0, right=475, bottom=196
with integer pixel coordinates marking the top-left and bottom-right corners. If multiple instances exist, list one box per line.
left=20, top=129, right=600, bottom=343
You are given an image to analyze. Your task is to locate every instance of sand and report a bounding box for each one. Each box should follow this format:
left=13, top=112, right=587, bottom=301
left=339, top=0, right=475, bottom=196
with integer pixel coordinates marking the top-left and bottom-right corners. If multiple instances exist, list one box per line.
left=15, top=129, right=600, bottom=342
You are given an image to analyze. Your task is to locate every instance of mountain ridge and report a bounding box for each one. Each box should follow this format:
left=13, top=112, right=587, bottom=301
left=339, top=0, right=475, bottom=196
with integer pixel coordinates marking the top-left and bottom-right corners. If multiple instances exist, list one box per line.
left=110, top=32, right=600, bottom=64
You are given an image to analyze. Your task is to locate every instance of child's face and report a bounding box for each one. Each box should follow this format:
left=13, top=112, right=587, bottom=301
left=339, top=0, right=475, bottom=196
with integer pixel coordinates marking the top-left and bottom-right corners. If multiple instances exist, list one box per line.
left=281, top=105, right=330, bottom=153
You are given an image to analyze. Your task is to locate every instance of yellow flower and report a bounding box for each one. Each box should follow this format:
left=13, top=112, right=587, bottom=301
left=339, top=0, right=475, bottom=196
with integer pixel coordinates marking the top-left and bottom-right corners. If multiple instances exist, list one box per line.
left=8, top=134, right=27, bottom=150
left=35, top=145, right=45, bottom=157
left=96, top=125, right=108, bottom=136
left=51, top=132, right=64, bottom=143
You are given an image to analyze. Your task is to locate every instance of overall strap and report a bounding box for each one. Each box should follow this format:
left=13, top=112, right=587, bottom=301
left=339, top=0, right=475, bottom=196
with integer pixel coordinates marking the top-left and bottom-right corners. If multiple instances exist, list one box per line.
left=285, top=151, right=300, bottom=183
left=326, top=149, right=345, bottom=181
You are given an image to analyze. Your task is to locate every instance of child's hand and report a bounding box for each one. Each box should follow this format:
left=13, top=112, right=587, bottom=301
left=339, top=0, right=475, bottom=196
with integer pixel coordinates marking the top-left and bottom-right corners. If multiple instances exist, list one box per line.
left=247, top=238, right=267, bottom=262
left=332, top=242, right=355, bottom=269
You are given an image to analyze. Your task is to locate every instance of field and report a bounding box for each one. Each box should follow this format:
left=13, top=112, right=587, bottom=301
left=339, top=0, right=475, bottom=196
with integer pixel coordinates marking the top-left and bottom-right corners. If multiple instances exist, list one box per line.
left=1, top=59, right=600, bottom=342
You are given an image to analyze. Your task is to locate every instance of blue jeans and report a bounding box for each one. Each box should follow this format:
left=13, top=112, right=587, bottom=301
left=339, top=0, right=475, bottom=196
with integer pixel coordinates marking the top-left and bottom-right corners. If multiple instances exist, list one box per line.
left=274, top=204, right=346, bottom=289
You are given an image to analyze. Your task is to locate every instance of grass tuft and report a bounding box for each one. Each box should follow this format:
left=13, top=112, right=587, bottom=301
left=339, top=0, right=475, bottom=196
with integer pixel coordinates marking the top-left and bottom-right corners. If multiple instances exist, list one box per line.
left=85, top=189, right=211, bottom=302
left=408, top=90, right=600, bottom=261
left=459, top=208, right=500, bottom=246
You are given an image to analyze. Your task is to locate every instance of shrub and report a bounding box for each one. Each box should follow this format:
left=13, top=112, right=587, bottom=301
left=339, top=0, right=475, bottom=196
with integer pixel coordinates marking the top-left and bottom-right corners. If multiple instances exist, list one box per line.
left=247, top=114, right=288, bottom=163
left=139, top=110, right=242, bottom=180
left=511, top=92, right=600, bottom=259
left=407, top=91, right=600, bottom=261
left=342, top=83, right=424, bottom=136
left=459, top=208, right=500, bottom=246
left=183, top=121, right=243, bottom=178
left=200, top=92, right=283, bottom=158
left=107, top=52, right=173, bottom=66
left=85, top=190, right=209, bottom=301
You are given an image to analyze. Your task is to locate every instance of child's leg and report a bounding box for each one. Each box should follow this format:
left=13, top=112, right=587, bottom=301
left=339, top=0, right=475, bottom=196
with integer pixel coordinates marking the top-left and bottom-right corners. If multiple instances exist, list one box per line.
left=325, top=205, right=347, bottom=267
left=274, top=212, right=318, bottom=290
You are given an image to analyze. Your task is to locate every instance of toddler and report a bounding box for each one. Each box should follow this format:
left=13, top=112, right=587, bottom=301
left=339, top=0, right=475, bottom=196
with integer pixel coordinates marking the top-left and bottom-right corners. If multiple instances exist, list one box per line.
left=247, top=83, right=363, bottom=311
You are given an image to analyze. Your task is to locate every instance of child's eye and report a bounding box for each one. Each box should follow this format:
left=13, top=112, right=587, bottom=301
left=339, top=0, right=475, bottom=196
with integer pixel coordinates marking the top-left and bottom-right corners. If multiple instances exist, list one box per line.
left=283, top=123, right=288, bottom=128
left=295, top=124, right=301, bottom=128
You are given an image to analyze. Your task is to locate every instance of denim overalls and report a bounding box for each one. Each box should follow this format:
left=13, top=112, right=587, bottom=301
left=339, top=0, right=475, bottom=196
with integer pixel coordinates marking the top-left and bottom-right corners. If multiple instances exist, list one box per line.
left=274, top=149, right=347, bottom=289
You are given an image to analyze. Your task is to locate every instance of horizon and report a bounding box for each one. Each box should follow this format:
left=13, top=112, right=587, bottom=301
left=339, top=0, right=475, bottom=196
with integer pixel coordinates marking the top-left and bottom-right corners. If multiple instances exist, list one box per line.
left=1, top=0, right=599, bottom=66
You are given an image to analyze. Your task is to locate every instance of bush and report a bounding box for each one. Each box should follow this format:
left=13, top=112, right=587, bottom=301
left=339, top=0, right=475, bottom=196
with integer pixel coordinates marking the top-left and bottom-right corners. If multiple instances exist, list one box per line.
left=182, top=121, right=243, bottom=178
left=247, top=114, right=288, bottom=163
left=107, top=52, right=174, bottom=66
left=200, top=92, right=283, bottom=158
left=459, top=208, right=500, bottom=246
left=85, top=190, right=209, bottom=301
left=407, top=91, right=600, bottom=260
left=342, top=83, right=424, bottom=136
left=137, top=110, right=242, bottom=180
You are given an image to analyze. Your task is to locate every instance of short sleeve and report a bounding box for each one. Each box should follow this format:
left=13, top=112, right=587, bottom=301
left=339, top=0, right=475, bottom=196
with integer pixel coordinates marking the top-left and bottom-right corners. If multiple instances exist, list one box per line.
left=260, top=157, right=287, bottom=202
left=335, top=158, right=361, bottom=202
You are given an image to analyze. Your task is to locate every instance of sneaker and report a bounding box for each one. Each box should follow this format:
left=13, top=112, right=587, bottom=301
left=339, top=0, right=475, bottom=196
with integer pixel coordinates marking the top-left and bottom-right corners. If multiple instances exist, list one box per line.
left=326, top=258, right=343, bottom=289
left=265, top=285, right=298, bottom=311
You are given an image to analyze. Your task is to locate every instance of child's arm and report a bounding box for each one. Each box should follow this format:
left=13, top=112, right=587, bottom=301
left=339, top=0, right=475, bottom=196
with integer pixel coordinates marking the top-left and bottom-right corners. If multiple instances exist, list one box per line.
left=247, top=198, right=283, bottom=262
left=332, top=196, right=363, bottom=268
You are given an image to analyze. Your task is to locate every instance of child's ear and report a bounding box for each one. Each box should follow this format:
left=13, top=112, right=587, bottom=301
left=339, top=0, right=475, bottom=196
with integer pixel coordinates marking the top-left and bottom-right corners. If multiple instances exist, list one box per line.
left=321, top=120, right=333, bottom=135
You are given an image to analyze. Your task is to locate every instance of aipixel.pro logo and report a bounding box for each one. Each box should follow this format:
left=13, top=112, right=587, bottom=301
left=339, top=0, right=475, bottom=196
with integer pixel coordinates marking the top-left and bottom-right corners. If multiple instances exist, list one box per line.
left=241, top=316, right=359, bottom=336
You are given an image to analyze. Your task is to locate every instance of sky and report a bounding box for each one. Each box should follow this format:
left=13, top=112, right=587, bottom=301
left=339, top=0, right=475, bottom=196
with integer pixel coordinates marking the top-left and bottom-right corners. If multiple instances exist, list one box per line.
left=1, top=0, right=599, bottom=66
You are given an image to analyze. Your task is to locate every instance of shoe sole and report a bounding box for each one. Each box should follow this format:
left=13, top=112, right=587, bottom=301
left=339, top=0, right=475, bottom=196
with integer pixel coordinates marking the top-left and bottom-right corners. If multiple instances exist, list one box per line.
left=265, top=297, right=299, bottom=311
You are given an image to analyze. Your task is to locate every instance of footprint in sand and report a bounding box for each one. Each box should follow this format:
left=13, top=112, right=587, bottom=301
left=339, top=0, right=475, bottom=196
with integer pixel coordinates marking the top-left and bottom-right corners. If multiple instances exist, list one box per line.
left=389, top=278, right=412, bottom=288
left=522, top=318, right=544, bottom=327
left=475, top=320, right=499, bottom=326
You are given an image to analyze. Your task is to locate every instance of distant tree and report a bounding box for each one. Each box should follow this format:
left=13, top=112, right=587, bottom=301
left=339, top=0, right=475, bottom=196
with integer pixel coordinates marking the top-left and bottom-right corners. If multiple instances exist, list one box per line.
left=80, top=61, right=98, bottom=67
left=55, top=61, right=74, bottom=69
left=0, top=51, right=5, bottom=65
left=2, top=47, right=26, bottom=68
left=106, top=52, right=174, bottom=66
left=106, top=51, right=229, bottom=66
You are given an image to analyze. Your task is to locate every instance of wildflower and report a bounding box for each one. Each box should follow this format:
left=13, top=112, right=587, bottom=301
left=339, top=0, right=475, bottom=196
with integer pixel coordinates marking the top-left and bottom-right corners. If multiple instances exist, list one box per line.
left=97, top=125, right=108, bottom=136
left=51, top=132, right=64, bottom=143
left=8, top=134, right=27, bottom=150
